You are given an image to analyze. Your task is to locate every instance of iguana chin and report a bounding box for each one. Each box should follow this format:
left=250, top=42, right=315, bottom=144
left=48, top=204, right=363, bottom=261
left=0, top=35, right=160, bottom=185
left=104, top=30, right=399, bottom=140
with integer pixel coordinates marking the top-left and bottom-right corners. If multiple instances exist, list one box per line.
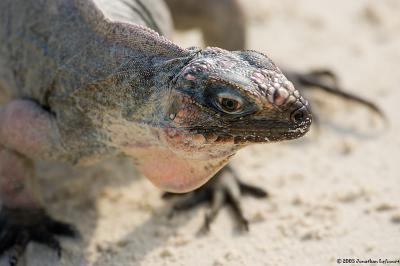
left=0, top=0, right=311, bottom=264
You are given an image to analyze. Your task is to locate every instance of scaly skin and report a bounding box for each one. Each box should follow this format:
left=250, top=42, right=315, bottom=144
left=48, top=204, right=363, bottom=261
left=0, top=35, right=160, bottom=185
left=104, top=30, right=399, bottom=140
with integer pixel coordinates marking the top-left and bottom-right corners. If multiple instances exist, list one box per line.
left=0, top=0, right=312, bottom=264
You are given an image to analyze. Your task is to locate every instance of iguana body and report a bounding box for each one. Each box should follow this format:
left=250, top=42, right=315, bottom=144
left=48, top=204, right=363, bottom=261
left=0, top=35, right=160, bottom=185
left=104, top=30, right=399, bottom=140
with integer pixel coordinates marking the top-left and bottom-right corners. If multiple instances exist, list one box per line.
left=0, top=0, right=312, bottom=264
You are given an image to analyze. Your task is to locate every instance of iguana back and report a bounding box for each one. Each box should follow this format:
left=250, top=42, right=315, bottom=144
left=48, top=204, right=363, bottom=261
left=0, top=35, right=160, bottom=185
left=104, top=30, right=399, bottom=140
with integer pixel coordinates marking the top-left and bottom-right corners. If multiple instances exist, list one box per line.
left=0, top=0, right=172, bottom=105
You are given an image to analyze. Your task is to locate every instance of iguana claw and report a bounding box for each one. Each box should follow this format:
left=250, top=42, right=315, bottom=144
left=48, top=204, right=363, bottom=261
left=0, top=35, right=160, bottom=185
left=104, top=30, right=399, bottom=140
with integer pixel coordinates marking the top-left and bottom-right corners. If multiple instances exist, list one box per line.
left=0, top=207, right=79, bottom=266
left=163, top=165, right=268, bottom=231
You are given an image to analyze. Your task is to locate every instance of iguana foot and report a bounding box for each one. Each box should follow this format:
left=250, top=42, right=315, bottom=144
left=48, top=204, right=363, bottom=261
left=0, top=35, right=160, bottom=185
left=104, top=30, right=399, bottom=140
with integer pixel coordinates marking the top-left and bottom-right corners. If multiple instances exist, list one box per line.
left=285, top=69, right=385, bottom=120
left=163, top=165, right=268, bottom=231
left=0, top=207, right=79, bottom=266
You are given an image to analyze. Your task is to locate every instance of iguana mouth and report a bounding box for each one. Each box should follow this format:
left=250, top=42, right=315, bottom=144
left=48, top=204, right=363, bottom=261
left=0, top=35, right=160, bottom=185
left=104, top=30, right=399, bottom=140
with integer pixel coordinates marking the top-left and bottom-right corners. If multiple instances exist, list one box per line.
left=161, top=116, right=311, bottom=163
left=184, top=115, right=312, bottom=145
left=233, top=118, right=312, bottom=143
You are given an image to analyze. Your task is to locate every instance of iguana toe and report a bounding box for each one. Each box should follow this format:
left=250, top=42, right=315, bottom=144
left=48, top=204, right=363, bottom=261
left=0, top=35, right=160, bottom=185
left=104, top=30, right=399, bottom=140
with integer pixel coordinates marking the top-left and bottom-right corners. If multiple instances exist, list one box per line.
left=163, top=165, right=268, bottom=232
left=0, top=207, right=79, bottom=266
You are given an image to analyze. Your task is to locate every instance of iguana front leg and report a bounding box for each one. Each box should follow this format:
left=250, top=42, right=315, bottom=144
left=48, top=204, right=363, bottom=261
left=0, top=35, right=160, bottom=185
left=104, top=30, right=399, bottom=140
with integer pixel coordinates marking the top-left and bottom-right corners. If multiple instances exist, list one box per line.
left=0, top=100, right=77, bottom=266
left=164, top=165, right=268, bottom=231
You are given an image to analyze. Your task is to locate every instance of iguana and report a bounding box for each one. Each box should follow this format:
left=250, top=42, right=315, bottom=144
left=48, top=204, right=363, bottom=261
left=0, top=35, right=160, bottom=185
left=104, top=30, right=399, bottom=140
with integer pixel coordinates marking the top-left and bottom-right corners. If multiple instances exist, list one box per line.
left=0, top=0, right=312, bottom=264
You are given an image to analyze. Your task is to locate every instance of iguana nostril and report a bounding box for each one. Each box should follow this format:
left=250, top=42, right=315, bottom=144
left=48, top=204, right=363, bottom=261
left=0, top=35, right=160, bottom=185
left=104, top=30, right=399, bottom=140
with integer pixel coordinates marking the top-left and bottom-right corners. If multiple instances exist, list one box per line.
left=290, top=106, right=308, bottom=123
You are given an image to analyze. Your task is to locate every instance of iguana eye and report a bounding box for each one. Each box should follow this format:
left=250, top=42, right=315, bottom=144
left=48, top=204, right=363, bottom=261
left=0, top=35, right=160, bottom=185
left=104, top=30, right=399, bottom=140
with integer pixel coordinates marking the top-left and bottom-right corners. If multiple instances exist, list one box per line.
left=216, top=94, right=243, bottom=113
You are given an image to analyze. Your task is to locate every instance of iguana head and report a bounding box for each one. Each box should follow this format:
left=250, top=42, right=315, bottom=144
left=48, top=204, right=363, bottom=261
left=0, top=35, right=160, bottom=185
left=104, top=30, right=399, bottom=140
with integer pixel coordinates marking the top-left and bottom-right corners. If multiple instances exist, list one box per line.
left=167, top=47, right=311, bottom=143
left=132, top=47, right=311, bottom=193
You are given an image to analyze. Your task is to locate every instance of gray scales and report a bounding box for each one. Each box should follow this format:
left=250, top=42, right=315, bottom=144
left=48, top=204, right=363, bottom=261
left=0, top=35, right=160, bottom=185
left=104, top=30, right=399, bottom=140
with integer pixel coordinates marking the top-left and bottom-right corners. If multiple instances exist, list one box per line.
left=0, top=0, right=383, bottom=265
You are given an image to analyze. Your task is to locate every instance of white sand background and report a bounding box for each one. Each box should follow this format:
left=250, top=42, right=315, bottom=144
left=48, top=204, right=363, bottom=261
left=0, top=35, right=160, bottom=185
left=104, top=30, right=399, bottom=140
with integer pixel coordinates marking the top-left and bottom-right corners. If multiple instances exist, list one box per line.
left=9, top=0, right=400, bottom=265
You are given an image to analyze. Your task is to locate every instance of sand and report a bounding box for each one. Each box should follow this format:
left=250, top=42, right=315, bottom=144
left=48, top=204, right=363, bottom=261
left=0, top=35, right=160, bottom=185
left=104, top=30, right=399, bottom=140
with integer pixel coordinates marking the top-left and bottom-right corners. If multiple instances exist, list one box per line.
left=6, top=0, right=400, bottom=265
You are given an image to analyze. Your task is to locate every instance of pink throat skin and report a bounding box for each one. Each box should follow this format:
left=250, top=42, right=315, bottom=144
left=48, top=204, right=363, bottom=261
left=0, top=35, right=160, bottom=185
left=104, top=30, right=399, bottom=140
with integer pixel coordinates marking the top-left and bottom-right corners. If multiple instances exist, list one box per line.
left=130, top=146, right=229, bottom=193
left=116, top=125, right=236, bottom=193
